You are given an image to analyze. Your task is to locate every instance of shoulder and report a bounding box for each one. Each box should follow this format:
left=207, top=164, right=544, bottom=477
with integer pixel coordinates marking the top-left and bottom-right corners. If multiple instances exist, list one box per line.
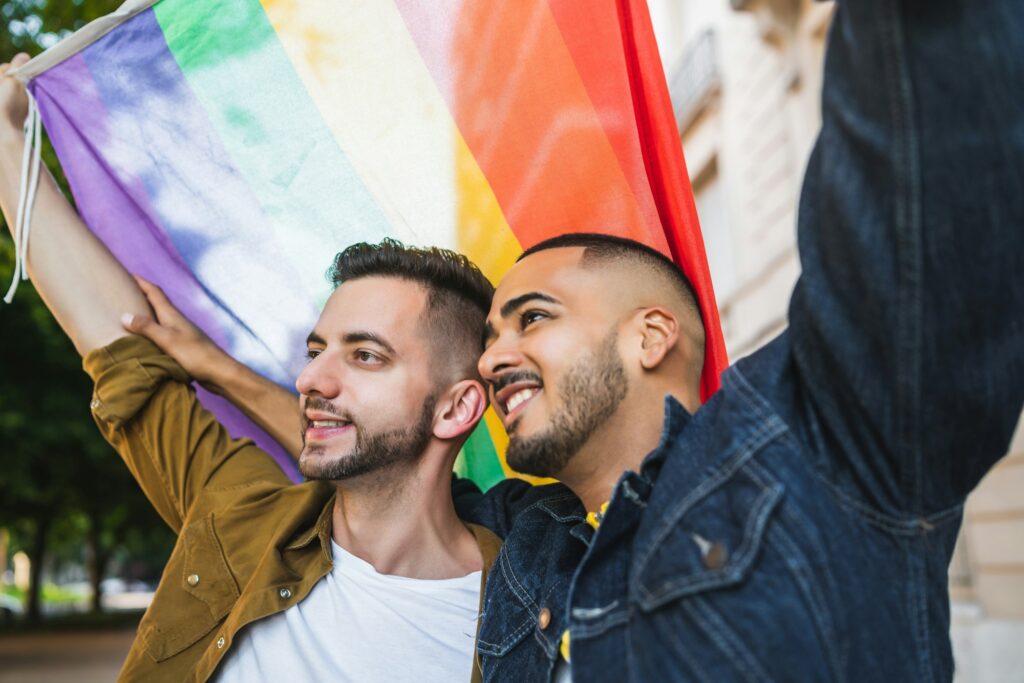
left=462, top=480, right=579, bottom=539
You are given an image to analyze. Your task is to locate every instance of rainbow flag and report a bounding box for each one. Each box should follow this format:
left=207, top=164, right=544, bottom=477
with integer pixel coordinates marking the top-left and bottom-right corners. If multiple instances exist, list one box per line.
left=13, top=0, right=726, bottom=487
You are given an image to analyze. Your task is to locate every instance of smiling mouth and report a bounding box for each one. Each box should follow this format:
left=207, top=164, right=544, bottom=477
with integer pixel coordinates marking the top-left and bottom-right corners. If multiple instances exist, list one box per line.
left=500, top=388, right=541, bottom=426
left=304, top=420, right=354, bottom=442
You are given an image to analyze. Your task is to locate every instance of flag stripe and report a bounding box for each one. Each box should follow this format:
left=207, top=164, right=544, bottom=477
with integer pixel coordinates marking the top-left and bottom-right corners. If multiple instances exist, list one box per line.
left=394, top=0, right=653, bottom=250
left=80, top=7, right=312, bottom=381
left=154, top=0, right=392, bottom=301
left=257, top=0, right=459, bottom=250
left=546, top=0, right=667, bottom=252
left=30, top=48, right=301, bottom=480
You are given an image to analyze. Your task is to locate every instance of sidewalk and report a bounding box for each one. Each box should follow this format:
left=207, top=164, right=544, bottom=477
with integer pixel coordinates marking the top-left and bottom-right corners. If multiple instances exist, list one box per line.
left=0, top=628, right=134, bottom=683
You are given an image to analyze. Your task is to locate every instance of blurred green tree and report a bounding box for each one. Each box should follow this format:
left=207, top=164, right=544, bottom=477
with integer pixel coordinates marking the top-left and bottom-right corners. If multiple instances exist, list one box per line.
left=0, top=0, right=174, bottom=621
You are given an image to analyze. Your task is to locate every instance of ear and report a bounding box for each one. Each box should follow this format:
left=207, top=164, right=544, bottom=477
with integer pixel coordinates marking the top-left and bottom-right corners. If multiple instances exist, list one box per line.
left=433, top=379, right=488, bottom=441
left=636, top=307, right=679, bottom=371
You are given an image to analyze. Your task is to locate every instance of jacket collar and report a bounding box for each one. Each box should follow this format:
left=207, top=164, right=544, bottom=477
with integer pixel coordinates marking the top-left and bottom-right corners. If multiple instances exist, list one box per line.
left=285, top=490, right=336, bottom=563
left=529, top=396, right=692, bottom=527
left=639, top=395, right=692, bottom=483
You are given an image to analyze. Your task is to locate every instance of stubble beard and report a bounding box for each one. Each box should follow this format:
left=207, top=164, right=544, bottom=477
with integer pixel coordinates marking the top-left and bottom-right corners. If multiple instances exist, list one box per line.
left=505, top=330, right=628, bottom=478
left=299, top=397, right=436, bottom=481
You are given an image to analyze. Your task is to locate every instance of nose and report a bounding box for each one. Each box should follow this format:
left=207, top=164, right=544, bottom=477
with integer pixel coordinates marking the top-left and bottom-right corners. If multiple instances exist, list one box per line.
left=295, top=352, right=341, bottom=399
left=478, top=337, right=525, bottom=384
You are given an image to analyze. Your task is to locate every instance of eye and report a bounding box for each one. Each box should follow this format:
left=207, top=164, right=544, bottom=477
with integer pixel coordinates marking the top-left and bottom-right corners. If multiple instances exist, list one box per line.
left=305, top=348, right=322, bottom=361
left=354, top=349, right=383, bottom=365
left=519, top=309, right=548, bottom=329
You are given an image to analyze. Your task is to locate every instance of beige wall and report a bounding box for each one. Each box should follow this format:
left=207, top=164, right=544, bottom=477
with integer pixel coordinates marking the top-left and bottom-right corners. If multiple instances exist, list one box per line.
left=650, top=0, right=1024, bottom=678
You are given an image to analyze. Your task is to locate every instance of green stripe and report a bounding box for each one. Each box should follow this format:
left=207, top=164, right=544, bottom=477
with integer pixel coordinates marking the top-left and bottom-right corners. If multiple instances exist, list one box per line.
left=455, top=422, right=507, bottom=491
left=153, top=0, right=391, bottom=300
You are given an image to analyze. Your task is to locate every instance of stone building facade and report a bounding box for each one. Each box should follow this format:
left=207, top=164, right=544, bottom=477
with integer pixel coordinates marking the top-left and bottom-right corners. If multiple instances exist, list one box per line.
left=647, top=1, right=1024, bottom=679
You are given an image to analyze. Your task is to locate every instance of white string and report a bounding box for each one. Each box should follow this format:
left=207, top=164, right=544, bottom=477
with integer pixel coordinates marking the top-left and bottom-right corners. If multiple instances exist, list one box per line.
left=4, top=89, right=41, bottom=304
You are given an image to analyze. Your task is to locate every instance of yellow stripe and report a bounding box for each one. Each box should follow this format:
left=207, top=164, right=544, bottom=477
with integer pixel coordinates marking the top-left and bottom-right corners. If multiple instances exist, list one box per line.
left=259, top=0, right=461, bottom=248
left=454, top=133, right=521, bottom=285
left=483, top=407, right=555, bottom=485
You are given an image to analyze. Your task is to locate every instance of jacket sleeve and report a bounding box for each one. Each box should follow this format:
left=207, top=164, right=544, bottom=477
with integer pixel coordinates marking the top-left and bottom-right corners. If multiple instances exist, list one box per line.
left=787, top=0, right=1024, bottom=516
left=84, top=334, right=292, bottom=533
left=453, top=473, right=565, bottom=540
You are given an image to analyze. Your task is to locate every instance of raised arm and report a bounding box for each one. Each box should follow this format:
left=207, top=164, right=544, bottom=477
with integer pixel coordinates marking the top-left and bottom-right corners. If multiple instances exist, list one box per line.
left=123, top=276, right=304, bottom=460
left=0, top=55, right=149, bottom=354
left=0, top=56, right=291, bottom=529
left=787, top=0, right=1023, bottom=515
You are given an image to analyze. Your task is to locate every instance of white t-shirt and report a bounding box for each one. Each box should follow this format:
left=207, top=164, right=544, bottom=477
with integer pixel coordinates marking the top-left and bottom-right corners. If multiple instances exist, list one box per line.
left=214, top=540, right=481, bottom=683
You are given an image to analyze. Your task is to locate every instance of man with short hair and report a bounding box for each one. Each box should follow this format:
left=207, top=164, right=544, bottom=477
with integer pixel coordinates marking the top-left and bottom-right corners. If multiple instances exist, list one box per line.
left=0, top=55, right=500, bottom=680
left=467, top=0, right=1024, bottom=679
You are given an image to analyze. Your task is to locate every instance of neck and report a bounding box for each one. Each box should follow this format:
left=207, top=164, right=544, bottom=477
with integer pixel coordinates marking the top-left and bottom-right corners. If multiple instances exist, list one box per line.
left=330, top=446, right=481, bottom=579
left=558, top=387, right=681, bottom=513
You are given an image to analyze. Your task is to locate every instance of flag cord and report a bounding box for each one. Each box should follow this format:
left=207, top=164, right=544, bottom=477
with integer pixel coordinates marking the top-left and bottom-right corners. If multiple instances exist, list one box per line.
left=4, top=89, right=42, bottom=304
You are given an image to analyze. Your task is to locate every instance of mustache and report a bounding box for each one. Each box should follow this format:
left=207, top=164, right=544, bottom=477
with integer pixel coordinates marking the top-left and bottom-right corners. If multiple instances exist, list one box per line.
left=301, top=396, right=354, bottom=426
left=491, top=370, right=543, bottom=396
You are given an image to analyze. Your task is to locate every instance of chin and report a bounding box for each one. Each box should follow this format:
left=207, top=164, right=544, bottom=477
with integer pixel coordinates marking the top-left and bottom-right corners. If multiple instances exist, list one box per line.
left=298, top=450, right=350, bottom=480
left=505, top=435, right=575, bottom=479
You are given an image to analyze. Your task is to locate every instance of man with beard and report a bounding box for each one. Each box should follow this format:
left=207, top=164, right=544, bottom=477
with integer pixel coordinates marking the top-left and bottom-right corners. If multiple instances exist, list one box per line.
left=468, top=1, right=1024, bottom=680
left=0, top=53, right=501, bottom=681
left=131, top=0, right=1023, bottom=680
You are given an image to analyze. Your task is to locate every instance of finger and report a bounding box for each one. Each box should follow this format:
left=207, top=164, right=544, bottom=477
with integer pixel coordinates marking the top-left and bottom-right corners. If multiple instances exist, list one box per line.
left=132, top=273, right=156, bottom=291
left=11, top=53, right=30, bottom=68
left=133, top=274, right=176, bottom=314
left=121, top=312, right=171, bottom=346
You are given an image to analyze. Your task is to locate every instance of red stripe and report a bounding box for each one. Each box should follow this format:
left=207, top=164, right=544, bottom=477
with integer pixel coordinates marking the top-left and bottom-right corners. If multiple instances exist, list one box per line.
left=615, top=0, right=728, bottom=399
left=545, top=0, right=667, bottom=253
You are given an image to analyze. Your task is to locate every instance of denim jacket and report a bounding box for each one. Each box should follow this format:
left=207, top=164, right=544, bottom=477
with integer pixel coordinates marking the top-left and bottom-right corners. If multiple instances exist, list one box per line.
left=457, top=0, right=1024, bottom=680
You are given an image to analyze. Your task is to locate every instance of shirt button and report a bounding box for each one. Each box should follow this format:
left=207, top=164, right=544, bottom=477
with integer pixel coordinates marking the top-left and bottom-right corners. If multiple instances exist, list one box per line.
left=89, top=398, right=100, bottom=410
left=279, top=588, right=292, bottom=600
left=538, top=607, right=552, bottom=630
left=702, top=542, right=728, bottom=571
left=186, top=573, right=200, bottom=587
left=216, top=636, right=225, bottom=649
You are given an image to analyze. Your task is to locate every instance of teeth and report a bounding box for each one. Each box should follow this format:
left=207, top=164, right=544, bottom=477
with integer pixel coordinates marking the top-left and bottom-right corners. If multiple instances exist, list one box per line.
left=505, top=389, right=538, bottom=414
left=310, top=420, right=346, bottom=428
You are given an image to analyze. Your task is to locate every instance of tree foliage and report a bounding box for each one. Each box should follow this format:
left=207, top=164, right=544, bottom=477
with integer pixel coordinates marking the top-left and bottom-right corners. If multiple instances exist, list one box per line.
left=0, top=0, right=174, bottom=619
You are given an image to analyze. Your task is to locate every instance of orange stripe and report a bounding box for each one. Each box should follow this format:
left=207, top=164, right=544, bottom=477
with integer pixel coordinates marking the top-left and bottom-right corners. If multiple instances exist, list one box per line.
left=546, top=0, right=669, bottom=254
left=396, top=0, right=652, bottom=251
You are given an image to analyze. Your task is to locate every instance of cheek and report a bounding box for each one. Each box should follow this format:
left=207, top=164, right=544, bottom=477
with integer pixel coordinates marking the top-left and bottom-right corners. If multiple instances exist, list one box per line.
left=526, top=328, right=593, bottom=397
left=351, top=370, right=432, bottom=424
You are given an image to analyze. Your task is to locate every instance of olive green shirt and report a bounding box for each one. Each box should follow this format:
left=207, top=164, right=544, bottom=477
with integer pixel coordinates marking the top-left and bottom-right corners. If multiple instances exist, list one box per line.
left=84, top=335, right=500, bottom=682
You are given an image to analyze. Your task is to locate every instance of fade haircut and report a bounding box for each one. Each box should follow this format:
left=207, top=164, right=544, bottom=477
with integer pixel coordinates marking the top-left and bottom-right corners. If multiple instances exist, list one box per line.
left=327, top=239, right=494, bottom=383
left=519, top=232, right=706, bottom=379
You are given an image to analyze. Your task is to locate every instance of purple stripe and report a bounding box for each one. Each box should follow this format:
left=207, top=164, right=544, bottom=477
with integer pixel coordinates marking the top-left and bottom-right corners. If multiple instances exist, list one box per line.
left=32, top=50, right=301, bottom=480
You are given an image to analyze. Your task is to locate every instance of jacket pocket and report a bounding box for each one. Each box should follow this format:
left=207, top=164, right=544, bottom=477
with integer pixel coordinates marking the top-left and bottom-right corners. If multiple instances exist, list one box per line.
left=476, top=551, right=537, bottom=658
left=139, top=515, right=240, bottom=662
left=633, top=460, right=783, bottom=610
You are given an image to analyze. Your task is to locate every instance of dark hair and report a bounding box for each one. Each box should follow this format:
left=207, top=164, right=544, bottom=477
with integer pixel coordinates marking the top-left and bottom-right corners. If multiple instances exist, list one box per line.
left=519, top=233, right=703, bottom=325
left=327, top=239, right=494, bottom=381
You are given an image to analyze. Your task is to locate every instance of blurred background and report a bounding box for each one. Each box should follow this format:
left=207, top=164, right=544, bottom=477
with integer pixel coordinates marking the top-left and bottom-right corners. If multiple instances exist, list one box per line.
left=0, top=1, right=1020, bottom=681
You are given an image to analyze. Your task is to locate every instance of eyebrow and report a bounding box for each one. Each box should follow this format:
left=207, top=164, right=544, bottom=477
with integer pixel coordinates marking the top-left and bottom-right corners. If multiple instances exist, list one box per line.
left=343, top=331, right=397, bottom=355
left=499, top=292, right=559, bottom=319
left=305, top=330, right=397, bottom=356
left=484, top=292, right=560, bottom=346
